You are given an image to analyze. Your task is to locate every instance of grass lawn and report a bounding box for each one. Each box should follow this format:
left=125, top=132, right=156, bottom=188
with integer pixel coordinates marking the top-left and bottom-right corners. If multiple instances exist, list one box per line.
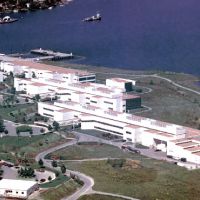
left=137, top=76, right=200, bottom=129
left=45, top=142, right=137, bottom=160
left=64, top=159, right=200, bottom=200
left=0, top=103, right=36, bottom=121
left=0, top=134, right=69, bottom=164
left=40, top=175, right=69, bottom=188
left=79, top=194, right=125, bottom=200
left=40, top=179, right=79, bottom=200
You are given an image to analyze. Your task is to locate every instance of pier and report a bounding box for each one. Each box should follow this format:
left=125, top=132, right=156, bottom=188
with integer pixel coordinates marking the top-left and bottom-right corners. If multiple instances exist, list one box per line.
left=30, top=48, right=74, bottom=60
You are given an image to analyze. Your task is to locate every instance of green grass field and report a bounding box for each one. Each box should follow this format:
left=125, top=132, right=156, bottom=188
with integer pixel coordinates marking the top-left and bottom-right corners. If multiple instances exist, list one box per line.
left=0, top=134, right=68, bottom=164
left=0, top=103, right=36, bottom=121
left=79, top=194, right=125, bottom=200
left=40, top=180, right=79, bottom=200
left=46, top=142, right=137, bottom=160
left=40, top=175, right=69, bottom=188
left=64, top=159, right=200, bottom=200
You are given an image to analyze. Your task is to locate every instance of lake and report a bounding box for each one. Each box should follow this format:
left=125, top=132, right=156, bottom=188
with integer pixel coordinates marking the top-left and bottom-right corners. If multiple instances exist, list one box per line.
left=1, top=0, right=200, bottom=74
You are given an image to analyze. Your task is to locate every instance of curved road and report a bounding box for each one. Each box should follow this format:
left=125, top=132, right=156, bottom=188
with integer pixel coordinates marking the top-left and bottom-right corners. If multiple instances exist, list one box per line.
left=35, top=134, right=139, bottom=200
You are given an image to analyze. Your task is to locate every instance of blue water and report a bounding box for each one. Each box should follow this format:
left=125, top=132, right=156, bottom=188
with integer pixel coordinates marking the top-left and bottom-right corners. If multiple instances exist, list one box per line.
left=1, top=0, right=200, bottom=74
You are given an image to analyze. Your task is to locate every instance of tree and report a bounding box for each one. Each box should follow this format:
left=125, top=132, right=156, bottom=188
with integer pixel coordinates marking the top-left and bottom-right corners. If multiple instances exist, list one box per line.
left=0, top=116, right=5, bottom=133
left=4, top=129, right=8, bottom=135
left=10, top=87, right=16, bottom=94
left=51, top=160, right=57, bottom=168
left=38, top=159, right=44, bottom=167
left=53, top=121, right=60, bottom=131
left=32, top=72, right=36, bottom=78
left=29, top=129, right=33, bottom=136
left=48, top=125, right=53, bottom=131
left=149, top=80, right=154, bottom=85
left=16, top=129, right=20, bottom=137
left=55, top=171, right=59, bottom=177
left=34, top=94, right=40, bottom=102
left=48, top=176, right=52, bottom=182
left=60, top=164, right=66, bottom=174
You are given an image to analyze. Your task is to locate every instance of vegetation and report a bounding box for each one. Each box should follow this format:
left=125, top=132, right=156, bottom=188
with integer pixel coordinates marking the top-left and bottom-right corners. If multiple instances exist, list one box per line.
left=38, top=159, right=44, bottom=167
left=40, top=180, right=79, bottom=200
left=16, top=125, right=32, bottom=133
left=64, top=158, right=200, bottom=200
left=0, top=115, right=5, bottom=133
left=79, top=194, right=125, bottom=200
left=53, top=121, right=60, bottom=131
left=46, top=142, right=136, bottom=160
left=60, top=164, right=66, bottom=174
left=18, top=167, right=35, bottom=178
left=0, top=134, right=68, bottom=166
left=51, top=160, right=58, bottom=168
left=40, top=174, right=69, bottom=188
left=0, top=103, right=36, bottom=122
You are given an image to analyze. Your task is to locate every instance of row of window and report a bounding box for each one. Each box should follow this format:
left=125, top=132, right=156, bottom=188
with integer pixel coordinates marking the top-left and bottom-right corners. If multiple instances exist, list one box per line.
left=104, top=101, right=113, bottom=105
left=5, top=190, right=24, bottom=194
left=43, top=107, right=54, bottom=112
left=43, top=113, right=53, bottom=117
left=94, top=126, right=123, bottom=135
left=81, top=120, right=123, bottom=129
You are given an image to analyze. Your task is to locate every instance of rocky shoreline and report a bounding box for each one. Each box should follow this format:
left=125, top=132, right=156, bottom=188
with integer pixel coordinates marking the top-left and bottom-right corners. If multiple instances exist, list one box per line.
left=0, top=0, right=72, bottom=14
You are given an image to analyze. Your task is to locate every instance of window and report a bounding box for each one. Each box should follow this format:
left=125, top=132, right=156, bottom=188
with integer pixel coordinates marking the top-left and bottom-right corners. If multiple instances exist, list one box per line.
left=43, top=113, right=53, bottom=117
left=104, top=101, right=113, bottom=105
left=43, top=107, right=54, bottom=112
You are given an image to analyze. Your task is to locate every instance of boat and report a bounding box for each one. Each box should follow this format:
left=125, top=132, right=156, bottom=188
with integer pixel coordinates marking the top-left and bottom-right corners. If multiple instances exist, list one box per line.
left=83, top=12, right=101, bottom=22
left=0, top=16, right=18, bottom=24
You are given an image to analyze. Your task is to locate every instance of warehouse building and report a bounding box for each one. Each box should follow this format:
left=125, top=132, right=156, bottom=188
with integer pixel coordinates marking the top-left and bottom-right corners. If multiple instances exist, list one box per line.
left=0, top=179, right=38, bottom=199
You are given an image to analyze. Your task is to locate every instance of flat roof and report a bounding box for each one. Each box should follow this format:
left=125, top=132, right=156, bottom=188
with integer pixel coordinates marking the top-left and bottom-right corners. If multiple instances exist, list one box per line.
left=109, top=78, right=133, bottom=83
left=144, top=129, right=173, bottom=138
left=184, top=146, right=200, bottom=152
left=177, top=142, right=198, bottom=147
left=11, top=60, right=92, bottom=76
left=0, top=179, right=37, bottom=191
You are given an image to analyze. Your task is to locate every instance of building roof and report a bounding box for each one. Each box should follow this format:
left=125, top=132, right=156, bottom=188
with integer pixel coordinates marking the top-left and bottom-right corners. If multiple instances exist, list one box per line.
left=122, top=94, right=140, bottom=100
left=11, top=60, right=92, bottom=76
left=31, top=82, right=48, bottom=87
left=177, top=142, right=198, bottom=147
left=0, top=179, right=37, bottom=191
left=109, top=78, right=133, bottom=83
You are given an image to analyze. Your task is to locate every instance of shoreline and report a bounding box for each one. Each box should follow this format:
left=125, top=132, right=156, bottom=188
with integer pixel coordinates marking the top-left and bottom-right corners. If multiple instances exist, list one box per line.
left=0, top=0, right=72, bottom=15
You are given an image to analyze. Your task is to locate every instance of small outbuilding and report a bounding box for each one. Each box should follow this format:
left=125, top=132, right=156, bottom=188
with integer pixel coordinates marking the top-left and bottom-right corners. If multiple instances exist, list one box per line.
left=0, top=179, right=38, bottom=199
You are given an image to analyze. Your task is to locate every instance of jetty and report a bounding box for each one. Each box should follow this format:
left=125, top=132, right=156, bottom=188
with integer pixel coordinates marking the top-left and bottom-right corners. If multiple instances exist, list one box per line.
left=30, top=48, right=74, bottom=60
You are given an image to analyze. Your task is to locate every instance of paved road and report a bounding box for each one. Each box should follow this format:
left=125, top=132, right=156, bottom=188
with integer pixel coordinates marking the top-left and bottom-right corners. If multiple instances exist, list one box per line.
left=35, top=132, right=139, bottom=200
left=35, top=138, right=95, bottom=200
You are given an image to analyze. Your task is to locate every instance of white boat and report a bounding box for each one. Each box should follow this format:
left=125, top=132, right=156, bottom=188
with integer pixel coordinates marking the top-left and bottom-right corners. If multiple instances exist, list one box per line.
left=0, top=16, right=18, bottom=24
left=83, top=12, right=101, bottom=22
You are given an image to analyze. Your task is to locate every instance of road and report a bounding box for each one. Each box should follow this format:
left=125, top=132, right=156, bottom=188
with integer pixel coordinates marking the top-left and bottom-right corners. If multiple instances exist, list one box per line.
left=35, top=132, right=139, bottom=200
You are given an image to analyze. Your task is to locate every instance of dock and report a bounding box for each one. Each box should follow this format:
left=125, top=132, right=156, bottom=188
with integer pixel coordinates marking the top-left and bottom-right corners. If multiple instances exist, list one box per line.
left=30, top=48, right=74, bottom=60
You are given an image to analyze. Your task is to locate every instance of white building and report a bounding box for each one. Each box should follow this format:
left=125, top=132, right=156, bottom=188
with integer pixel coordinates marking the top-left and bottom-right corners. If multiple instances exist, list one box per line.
left=0, top=71, right=3, bottom=82
left=0, top=179, right=38, bottom=199
left=2, top=56, right=200, bottom=163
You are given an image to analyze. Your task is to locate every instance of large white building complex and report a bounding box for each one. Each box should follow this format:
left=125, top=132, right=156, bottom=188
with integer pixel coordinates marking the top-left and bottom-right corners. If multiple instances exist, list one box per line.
left=1, top=57, right=200, bottom=164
